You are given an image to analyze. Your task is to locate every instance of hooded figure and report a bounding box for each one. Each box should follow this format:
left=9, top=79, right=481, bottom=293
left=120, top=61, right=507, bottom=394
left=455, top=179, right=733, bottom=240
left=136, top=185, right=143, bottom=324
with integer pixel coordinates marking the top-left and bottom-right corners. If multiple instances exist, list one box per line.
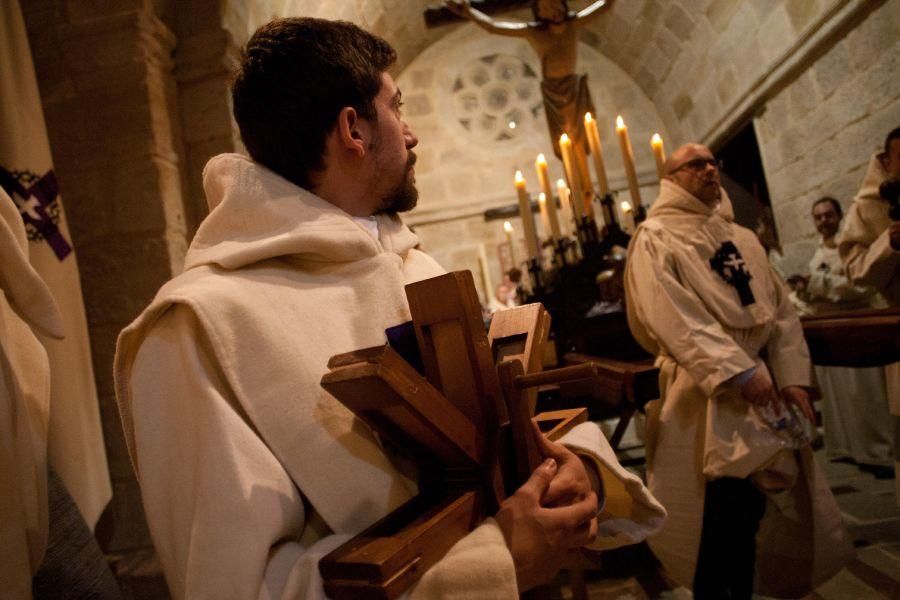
left=0, top=187, right=64, bottom=598
left=114, top=153, right=667, bottom=599
left=625, top=161, right=853, bottom=598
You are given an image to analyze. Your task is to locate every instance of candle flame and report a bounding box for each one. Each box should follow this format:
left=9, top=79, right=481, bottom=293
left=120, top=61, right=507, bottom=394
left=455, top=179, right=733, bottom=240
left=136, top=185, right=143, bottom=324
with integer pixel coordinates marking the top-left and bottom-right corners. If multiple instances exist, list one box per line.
left=651, top=133, right=662, bottom=145
left=536, top=153, right=546, bottom=165
left=504, top=221, right=513, bottom=233
left=621, top=200, right=632, bottom=213
left=514, top=170, right=525, bottom=185
left=560, top=133, right=570, bottom=145
left=584, top=112, right=593, bottom=123
left=538, top=192, right=546, bottom=203
left=556, top=178, right=566, bottom=188
left=616, top=115, right=625, bottom=130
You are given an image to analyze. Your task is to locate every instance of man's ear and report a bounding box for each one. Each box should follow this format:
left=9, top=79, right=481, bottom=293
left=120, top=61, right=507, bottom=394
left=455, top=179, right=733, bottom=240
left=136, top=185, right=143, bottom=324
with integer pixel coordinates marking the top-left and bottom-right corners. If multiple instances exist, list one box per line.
left=335, top=106, right=368, bottom=158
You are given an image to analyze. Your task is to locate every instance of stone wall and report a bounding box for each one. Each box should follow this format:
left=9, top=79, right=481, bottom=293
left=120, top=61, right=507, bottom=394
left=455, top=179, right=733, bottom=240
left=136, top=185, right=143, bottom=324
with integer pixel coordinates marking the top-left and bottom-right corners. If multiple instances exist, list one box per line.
left=755, top=1, right=900, bottom=277
left=580, top=0, right=874, bottom=145
left=222, top=0, right=449, bottom=72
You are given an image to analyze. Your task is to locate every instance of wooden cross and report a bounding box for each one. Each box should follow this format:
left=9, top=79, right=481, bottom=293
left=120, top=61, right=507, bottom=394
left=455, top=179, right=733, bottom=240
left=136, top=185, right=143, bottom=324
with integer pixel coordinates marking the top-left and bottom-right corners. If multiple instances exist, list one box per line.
left=318, top=271, right=590, bottom=599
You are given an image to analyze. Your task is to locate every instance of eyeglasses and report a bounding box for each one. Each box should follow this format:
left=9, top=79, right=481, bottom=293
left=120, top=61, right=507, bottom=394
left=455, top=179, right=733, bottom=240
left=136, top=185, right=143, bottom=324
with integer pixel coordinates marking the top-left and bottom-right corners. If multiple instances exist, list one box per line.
left=669, top=157, right=724, bottom=175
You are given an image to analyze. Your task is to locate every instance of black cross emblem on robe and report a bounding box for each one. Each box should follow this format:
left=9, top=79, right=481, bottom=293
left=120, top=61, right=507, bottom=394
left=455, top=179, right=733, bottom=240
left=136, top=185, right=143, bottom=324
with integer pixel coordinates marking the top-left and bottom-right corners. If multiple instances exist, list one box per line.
left=709, top=241, right=755, bottom=306
left=0, top=166, right=71, bottom=260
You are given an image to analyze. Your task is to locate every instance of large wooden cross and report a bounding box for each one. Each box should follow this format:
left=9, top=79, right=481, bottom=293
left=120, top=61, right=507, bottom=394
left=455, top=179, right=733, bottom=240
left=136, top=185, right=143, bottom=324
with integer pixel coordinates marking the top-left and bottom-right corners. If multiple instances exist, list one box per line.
left=318, top=271, right=592, bottom=598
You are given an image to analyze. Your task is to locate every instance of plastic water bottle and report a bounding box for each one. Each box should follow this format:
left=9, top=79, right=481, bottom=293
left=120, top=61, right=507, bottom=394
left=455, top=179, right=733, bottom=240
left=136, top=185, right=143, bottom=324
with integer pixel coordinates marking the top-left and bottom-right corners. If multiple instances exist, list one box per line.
left=755, top=402, right=810, bottom=449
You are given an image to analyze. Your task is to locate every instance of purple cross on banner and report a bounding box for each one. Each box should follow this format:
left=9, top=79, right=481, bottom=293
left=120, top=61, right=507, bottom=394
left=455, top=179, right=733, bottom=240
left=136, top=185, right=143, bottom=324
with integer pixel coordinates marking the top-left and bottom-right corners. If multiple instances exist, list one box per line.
left=0, top=165, right=72, bottom=261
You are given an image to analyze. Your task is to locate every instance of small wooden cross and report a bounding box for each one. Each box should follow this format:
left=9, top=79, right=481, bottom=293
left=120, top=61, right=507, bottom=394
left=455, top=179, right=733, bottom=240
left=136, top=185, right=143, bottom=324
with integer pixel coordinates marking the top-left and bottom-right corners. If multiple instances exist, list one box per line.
left=318, top=271, right=588, bottom=598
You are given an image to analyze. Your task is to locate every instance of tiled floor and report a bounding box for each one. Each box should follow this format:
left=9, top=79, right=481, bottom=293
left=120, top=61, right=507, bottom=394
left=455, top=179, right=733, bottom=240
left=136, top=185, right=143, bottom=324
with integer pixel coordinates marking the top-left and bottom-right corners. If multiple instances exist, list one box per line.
left=552, top=422, right=900, bottom=600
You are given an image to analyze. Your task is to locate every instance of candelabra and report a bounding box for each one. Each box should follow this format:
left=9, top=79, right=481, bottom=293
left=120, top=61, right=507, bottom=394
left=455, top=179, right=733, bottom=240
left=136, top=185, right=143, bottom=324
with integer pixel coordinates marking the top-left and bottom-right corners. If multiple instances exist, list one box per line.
left=517, top=192, right=650, bottom=361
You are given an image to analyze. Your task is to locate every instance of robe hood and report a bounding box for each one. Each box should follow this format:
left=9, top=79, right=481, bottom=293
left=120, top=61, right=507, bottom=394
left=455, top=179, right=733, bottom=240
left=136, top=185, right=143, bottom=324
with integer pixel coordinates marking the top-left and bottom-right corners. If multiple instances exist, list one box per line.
left=0, top=188, right=63, bottom=339
left=648, top=179, right=735, bottom=222
left=187, top=153, right=421, bottom=271
left=854, top=152, right=890, bottom=206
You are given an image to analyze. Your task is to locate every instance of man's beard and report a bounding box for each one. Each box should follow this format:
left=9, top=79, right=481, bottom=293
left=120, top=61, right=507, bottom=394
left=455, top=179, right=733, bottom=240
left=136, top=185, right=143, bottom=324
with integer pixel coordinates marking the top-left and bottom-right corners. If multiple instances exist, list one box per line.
left=375, top=152, right=418, bottom=215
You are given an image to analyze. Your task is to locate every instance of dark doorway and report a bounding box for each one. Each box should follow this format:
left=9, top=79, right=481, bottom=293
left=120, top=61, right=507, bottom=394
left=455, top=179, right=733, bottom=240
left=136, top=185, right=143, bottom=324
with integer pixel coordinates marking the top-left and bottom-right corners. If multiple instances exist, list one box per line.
left=714, top=122, right=779, bottom=252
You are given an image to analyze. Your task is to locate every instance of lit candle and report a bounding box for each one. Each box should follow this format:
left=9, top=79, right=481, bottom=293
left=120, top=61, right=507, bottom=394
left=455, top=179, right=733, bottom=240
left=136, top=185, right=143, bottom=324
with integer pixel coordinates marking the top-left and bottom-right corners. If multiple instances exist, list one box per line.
left=620, top=200, right=635, bottom=232
left=651, top=133, right=666, bottom=179
left=535, top=154, right=562, bottom=240
left=584, top=112, right=609, bottom=197
left=556, top=178, right=572, bottom=234
left=538, top=193, right=552, bottom=245
left=504, top=221, right=518, bottom=267
left=478, top=243, right=493, bottom=304
left=616, top=115, right=643, bottom=207
left=558, top=133, right=584, bottom=220
left=515, top=170, right=540, bottom=260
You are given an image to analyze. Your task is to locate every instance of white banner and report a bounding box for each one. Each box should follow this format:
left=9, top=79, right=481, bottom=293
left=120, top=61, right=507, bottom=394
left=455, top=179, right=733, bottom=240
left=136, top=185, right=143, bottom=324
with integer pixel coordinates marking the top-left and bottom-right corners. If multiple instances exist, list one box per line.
left=0, top=1, right=111, bottom=529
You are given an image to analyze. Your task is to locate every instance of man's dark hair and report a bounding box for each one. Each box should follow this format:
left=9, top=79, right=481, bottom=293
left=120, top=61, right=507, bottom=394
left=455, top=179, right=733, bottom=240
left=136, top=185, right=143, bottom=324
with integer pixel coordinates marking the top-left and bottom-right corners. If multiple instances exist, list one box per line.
left=812, top=196, right=842, bottom=218
left=231, top=18, right=397, bottom=189
left=885, top=127, right=900, bottom=156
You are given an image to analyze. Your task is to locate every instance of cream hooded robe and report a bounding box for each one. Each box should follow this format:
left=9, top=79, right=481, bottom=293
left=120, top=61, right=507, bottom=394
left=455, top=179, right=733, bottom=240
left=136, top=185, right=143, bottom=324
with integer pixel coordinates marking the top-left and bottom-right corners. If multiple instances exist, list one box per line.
left=624, top=180, right=852, bottom=598
left=838, top=153, right=900, bottom=307
left=114, top=154, right=666, bottom=599
left=837, top=152, right=900, bottom=501
left=0, top=188, right=64, bottom=598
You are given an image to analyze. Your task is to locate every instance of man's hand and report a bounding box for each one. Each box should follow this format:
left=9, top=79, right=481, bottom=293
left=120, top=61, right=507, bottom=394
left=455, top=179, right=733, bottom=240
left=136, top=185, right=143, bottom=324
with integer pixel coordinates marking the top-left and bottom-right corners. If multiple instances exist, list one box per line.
left=739, top=368, right=779, bottom=408
left=781, top=385, right=815, bottom=422
left=889, top=222, right=900, bottom=251
left=530, top=420, right=598, bottom=508
left=495, top=457, right=599, bottom=592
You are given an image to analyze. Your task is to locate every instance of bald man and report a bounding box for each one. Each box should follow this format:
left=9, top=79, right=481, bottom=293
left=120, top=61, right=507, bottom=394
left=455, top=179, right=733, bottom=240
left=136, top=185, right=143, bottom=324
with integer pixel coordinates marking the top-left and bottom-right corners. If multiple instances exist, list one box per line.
left=624, top=144, right=851, bottom=599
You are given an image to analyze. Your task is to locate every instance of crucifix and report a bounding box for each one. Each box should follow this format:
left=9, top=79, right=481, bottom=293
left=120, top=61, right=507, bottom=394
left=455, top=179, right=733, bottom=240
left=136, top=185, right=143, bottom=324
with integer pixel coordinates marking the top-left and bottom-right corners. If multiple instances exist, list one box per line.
left=709, top=241, right=756, bottom=306
left=428, top=0, right=615, bottom=213
left=318, top=271, right=592, bottom=598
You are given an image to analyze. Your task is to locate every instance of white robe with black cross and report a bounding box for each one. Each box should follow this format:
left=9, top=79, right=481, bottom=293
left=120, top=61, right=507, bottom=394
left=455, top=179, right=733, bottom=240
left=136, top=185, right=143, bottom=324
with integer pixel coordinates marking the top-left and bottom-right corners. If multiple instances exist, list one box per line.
left=624, top=179, right=853, bottom=598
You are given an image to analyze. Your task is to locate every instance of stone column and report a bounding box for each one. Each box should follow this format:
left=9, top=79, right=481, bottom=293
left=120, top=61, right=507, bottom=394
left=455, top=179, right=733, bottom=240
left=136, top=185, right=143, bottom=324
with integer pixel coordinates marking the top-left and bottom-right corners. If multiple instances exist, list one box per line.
left=174, top=0, right=241, bottom=236
left=21, top=0, right=188, bottom=563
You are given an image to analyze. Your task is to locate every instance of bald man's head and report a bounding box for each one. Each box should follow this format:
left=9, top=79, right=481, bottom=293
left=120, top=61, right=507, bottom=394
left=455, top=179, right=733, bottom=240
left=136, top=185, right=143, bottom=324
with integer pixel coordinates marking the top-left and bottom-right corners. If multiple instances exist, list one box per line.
left=664, top=143, right=721, bottom=206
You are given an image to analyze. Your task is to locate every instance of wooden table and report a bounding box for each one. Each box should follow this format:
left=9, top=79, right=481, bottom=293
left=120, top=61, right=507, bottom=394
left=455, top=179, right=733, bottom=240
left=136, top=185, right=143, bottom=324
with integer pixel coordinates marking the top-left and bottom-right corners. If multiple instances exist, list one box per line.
left=559, top=353, right=659, bottom=450
left=801, top=307, right=900, bottom=368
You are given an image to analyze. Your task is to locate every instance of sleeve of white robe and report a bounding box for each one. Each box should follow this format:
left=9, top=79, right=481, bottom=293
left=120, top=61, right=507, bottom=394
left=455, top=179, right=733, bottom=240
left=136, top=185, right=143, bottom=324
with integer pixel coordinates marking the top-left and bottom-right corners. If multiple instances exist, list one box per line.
left=129, top=305, right=518, bottom=600
left=805, top=252, right=874, bottom=306
left=626, top=229, right=757, bottom=397
left=838, top=204, right=900, bottom=291
left=763, top=262, right=814, bottom=391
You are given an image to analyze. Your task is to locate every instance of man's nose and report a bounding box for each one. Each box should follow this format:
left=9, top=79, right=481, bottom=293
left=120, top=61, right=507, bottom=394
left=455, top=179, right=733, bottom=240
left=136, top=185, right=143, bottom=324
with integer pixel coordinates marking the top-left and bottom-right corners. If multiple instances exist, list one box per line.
left=404, top=122, right=418, bottom=149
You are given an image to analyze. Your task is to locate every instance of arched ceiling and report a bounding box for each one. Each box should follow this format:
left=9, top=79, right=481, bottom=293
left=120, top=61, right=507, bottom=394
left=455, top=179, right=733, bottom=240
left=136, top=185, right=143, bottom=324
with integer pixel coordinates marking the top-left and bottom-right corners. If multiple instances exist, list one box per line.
left=223, top=0, right=848, bottom=147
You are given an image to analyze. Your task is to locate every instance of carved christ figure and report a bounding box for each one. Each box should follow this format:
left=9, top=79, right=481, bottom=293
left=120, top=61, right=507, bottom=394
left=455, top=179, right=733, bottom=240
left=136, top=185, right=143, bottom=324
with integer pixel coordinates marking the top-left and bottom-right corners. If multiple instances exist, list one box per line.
left=446, top=0, right=611, bottom=161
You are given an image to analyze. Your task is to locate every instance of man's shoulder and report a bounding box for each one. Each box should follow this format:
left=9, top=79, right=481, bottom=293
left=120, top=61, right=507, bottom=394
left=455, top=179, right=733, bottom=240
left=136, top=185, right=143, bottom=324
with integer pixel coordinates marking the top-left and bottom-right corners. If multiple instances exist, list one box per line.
left=130, top=262, right=301, bottom=339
